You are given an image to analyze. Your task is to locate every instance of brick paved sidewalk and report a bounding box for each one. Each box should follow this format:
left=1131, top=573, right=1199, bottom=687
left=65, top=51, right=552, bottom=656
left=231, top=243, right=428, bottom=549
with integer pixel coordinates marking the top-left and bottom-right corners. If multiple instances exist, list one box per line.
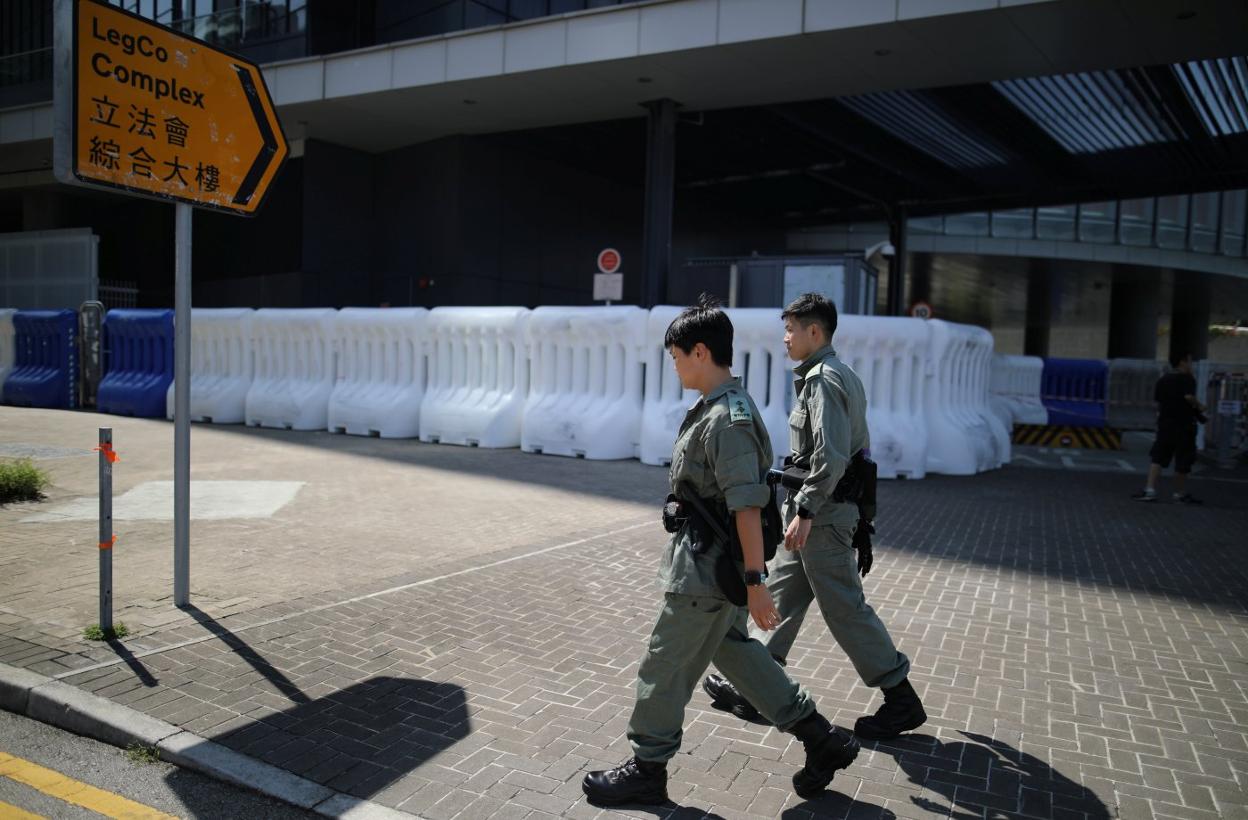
left=3, top=407, right=1247, bottom=819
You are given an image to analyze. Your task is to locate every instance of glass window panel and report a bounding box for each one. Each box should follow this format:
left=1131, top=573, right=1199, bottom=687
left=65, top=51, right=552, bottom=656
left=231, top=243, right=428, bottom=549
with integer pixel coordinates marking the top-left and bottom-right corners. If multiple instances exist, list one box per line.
left=907, top=216, right=944, bottom=235
left=945, top=212, right=990, bottom=237
left=508, top=0, right=549, bottom=20
left=465, top=4, right=506, bottom=28
left=1036, top=204, right=1076, bottom=241
left=1078, top=201, right=1116, bottom=243
left=991, top=208, right=1034, bottom=239
left=1156, top=195, right=1189, bottom=249
left=1221, top=189, right=1246, bottom=256
left=1119, top=197, right=1154, bottom=245
left=1190, top=192, right=1219, bottom=253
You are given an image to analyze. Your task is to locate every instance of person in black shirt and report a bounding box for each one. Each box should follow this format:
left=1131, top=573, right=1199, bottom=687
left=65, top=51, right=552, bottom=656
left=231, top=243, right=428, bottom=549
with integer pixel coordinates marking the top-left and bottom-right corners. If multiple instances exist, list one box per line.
left=1133, top=352, right=1207, bottom=504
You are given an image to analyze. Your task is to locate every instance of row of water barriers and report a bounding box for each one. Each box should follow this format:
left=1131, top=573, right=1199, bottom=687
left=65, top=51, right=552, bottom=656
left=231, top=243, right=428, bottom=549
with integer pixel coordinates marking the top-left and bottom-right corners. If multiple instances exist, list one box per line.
left=0, top=305, right=1179, bottom=477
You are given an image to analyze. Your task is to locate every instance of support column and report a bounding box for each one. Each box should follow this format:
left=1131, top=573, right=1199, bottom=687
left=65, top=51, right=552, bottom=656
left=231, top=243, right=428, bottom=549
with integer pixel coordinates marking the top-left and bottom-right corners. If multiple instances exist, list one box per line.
left=641, top=99, right=677, bottom=308
left=1169, top=271, right=1211, bottom=361
left=887, top=208, right=908, bottom=316
left=1024, top=259, right=1053, bottom=358
left=909, top=252, right=932, bottom=306
left=1107, top=267, right=1163, bottom=359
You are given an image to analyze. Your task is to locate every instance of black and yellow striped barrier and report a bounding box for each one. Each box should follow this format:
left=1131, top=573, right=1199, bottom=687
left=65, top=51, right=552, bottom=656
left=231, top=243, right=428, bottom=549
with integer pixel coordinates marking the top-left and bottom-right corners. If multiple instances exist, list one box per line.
left=1012, top=424, right=1122, bottom=450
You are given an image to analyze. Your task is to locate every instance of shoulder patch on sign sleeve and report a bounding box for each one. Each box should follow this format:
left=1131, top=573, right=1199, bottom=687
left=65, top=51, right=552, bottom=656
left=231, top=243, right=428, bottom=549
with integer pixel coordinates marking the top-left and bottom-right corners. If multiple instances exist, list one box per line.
left=727, top=391, right=753, bottom=425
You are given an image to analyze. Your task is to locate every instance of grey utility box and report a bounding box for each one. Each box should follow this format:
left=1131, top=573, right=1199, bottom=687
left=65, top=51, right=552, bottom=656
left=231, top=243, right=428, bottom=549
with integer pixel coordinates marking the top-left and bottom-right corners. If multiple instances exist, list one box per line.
left=672, top=255, right=878, bottom=314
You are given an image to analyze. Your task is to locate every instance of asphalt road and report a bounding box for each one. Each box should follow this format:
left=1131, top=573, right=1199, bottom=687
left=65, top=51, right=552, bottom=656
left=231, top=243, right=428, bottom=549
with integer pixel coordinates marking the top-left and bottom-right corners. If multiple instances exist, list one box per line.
left=0, top=709, right=317, bottom=819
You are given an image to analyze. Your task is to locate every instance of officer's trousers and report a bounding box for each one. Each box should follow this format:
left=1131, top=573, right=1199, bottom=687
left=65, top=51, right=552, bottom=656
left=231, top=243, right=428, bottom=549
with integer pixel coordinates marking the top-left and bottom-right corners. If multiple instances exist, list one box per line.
left=628, top=592, right=815, bottom=763
left=757, top=520, right=910, bottom=690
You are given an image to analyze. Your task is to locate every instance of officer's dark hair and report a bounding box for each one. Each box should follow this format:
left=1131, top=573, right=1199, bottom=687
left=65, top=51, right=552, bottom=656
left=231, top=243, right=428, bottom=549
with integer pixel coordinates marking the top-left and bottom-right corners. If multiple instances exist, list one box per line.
left=781, top=292, right=838, bottom=340
left=664, top=293, right=733, bottom=366
left=1170, top=350, right=1193, bottom=369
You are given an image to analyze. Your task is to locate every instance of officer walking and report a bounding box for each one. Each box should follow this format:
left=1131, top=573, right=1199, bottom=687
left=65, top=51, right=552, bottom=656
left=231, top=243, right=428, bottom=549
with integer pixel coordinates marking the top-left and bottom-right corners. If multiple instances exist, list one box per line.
left=703, top=292, right=926, bottom=741
left=583, top=296, right=859, bottom=807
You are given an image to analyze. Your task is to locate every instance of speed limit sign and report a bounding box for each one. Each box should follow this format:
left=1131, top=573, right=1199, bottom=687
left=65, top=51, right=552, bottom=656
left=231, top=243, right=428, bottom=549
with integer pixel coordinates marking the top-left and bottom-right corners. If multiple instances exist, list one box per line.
left=910, top=301, right=933, bottom=320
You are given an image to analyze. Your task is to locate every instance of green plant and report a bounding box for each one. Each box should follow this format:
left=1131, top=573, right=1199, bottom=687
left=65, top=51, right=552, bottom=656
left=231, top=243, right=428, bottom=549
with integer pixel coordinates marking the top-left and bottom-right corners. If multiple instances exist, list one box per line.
left=0, top=458, right=49, bottom=504
left=125, top=742, right=160, bottom=764
left=83, top=622, right=130, bottom=641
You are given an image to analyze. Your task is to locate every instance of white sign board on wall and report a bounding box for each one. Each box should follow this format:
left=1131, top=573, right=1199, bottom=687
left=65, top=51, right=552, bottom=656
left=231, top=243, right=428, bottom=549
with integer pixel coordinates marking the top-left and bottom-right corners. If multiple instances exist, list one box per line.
left=783, top=264, right=845, bottom=311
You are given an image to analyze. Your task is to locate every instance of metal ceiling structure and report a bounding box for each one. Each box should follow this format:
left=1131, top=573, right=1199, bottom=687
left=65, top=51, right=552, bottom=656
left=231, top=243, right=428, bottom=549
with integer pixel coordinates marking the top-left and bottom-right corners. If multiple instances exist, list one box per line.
left=499, top=55, right=1248, bottom=228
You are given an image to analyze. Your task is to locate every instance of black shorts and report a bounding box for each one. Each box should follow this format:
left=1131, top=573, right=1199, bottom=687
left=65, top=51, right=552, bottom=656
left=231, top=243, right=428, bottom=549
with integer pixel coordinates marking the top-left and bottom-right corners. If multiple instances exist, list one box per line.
left=1150, top=422, right=1197, bottom=473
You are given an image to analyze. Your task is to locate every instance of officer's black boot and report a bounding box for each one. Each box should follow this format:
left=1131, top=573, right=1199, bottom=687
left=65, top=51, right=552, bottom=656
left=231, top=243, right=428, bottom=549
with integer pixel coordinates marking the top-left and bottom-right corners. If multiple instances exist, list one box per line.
left=702, top=673, right=764, bottom=722
left=788, top=711, right=860, bottom=799
left=581, top=757, right=668, bottom=806
left=853, top=678, right=927, bottom=740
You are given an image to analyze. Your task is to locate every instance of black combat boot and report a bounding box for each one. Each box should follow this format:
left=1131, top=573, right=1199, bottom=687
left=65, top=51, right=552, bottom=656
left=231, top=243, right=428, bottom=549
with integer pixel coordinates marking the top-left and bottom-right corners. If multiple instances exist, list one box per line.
left=853, top=678, right=927, bottom=740
left=702, top=673, right=764, bottom=722
left=788, top=711, right=861, bottom=799
left=582, top=757, right=668, bottom=806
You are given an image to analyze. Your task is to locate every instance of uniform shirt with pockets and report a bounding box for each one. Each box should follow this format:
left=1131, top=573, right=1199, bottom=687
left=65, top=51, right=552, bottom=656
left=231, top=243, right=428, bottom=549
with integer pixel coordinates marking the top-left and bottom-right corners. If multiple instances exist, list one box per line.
left=788, top=344, right=869, bottom=528
left=658, top=376, right=773, bottom=599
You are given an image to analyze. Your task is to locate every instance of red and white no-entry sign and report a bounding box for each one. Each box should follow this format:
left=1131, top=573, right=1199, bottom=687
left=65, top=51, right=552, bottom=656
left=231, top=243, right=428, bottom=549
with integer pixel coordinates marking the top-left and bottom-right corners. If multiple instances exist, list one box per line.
left=597, top=248, right=621, bottom=274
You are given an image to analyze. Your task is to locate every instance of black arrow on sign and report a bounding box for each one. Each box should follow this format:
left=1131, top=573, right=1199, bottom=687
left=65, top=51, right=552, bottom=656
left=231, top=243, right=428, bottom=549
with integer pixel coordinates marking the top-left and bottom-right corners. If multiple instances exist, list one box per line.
left=232, top=63, right=279, bottom=207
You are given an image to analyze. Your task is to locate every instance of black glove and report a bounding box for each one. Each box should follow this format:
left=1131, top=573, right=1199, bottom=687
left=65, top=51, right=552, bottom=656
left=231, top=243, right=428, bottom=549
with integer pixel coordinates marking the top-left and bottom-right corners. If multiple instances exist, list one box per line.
left=852, top=519, right=874, bottom=577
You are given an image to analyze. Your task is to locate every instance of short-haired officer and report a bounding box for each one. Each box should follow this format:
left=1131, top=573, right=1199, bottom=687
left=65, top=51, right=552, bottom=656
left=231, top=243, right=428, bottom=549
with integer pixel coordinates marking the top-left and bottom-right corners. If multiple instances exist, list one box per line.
left=703, top=292, right=926, bottom=741
left=583, top=296, right=859, bottom=807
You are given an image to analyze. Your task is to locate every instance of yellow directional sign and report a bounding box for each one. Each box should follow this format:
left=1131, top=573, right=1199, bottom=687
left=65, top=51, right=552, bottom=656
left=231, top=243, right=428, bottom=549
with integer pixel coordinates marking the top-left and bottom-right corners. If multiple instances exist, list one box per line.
left=54, top=0, right=287, bottom=216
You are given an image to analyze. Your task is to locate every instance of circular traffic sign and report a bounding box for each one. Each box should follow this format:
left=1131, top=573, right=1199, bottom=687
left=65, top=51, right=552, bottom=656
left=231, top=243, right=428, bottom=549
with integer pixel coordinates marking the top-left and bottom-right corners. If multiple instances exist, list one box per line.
left=909, top=301, right=933, bottom=320
left=597, top=248, right=621, bottom=274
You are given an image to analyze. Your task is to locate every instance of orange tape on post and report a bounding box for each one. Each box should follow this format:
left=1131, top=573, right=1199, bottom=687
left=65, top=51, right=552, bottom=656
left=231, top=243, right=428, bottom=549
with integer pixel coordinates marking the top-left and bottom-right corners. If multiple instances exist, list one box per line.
left=99, top=535, right=117, bottom=550
left=93, top=443, right=119, bottom=463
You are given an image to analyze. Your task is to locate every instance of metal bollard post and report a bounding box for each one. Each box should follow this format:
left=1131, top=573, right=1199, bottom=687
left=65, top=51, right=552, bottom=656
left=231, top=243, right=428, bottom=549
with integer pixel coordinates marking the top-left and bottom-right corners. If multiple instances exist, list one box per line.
left=98, top=428, right=113, bottom=633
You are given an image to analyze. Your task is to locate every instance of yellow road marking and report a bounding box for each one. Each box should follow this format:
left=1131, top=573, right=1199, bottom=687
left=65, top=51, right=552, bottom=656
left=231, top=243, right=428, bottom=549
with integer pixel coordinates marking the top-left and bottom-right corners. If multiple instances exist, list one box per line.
left=0, top=752, right=177, bottom=820
left=0, top=799, right=46, bottom=820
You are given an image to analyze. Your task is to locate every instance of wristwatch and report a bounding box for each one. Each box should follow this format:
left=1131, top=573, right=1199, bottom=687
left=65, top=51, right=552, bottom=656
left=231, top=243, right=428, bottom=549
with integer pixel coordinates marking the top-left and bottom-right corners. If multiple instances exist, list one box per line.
left=796, top=505, right=813, bottom=519
left=744, top=569, right=769, bottom=587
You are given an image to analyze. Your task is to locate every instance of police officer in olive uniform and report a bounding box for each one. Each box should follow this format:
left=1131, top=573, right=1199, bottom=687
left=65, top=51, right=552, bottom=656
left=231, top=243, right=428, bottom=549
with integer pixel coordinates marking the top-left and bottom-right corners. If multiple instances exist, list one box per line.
left=703, top=292, right=926, bottom=741
left=583, top=296, right=859, bottom=807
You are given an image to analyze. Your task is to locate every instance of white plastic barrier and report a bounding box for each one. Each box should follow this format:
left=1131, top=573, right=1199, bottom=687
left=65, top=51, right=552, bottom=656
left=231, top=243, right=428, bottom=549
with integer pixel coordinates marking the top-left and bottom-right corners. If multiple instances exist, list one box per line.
left=639, top=306, right=698, bottom=466
left=328, top=308, right=429, bottom=438
left=420, top=307, right=529, bottom=448
left=835, top=316, right=932, bottom=479
left=969, top=325, right=1011, bottom=467
left=727, top=309, right=792, bottom=467
left=0, top=308, right=15, bottom=391
left=923, top=320, right=1001, bottom=475
left=1108, top=358, right=1165, bottom=431
left=639, top=307, right=790, bottom=467
left=165, top=308, right=254, bottom=424
left=521, top=306, right=647, bottom=460
left=244, top=308, right=336, bottom=431
left=989, top=354, right=1048, bottom=427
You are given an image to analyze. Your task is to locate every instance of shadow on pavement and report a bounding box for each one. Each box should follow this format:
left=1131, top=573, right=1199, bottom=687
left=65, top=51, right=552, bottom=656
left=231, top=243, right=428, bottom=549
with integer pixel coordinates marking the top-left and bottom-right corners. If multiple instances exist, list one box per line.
left=877, top=467, right=1248, bottom=610
left=105, top=638, right=158, bottom=687
left=865, top=731, right=1110, bottom=819
left=180, top=605, right=309, bottom=704
left=174, top=676, right=471, bottom=806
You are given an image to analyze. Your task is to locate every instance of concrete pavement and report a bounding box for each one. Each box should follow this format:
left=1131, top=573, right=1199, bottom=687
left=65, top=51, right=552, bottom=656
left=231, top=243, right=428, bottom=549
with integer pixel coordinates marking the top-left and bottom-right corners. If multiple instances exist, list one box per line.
left=2, top=405, right=1247, bottom=818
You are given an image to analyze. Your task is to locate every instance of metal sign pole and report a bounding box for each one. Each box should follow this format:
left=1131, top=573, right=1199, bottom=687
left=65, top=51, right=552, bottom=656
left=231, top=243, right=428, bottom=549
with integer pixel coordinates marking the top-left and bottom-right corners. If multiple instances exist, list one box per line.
left=98, top=427, right=113, bottom=632
left=174, top=202, right=192, bottom=607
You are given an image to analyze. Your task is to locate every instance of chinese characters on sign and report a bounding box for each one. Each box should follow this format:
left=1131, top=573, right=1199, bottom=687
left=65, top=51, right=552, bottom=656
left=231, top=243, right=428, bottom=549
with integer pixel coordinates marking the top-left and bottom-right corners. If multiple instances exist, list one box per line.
left=61, top=0, right=287, bottom=215
left=85, top=96, right=218, bottom=192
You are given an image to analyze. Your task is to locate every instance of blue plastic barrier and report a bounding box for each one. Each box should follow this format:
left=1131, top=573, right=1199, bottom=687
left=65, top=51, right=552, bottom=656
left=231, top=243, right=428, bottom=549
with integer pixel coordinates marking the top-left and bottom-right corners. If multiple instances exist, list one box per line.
left=1041, top=358, right=1108, bottom=428
left=1, top=310, right=78, bottom=409
left=98, top=309, right=174, bottom=418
